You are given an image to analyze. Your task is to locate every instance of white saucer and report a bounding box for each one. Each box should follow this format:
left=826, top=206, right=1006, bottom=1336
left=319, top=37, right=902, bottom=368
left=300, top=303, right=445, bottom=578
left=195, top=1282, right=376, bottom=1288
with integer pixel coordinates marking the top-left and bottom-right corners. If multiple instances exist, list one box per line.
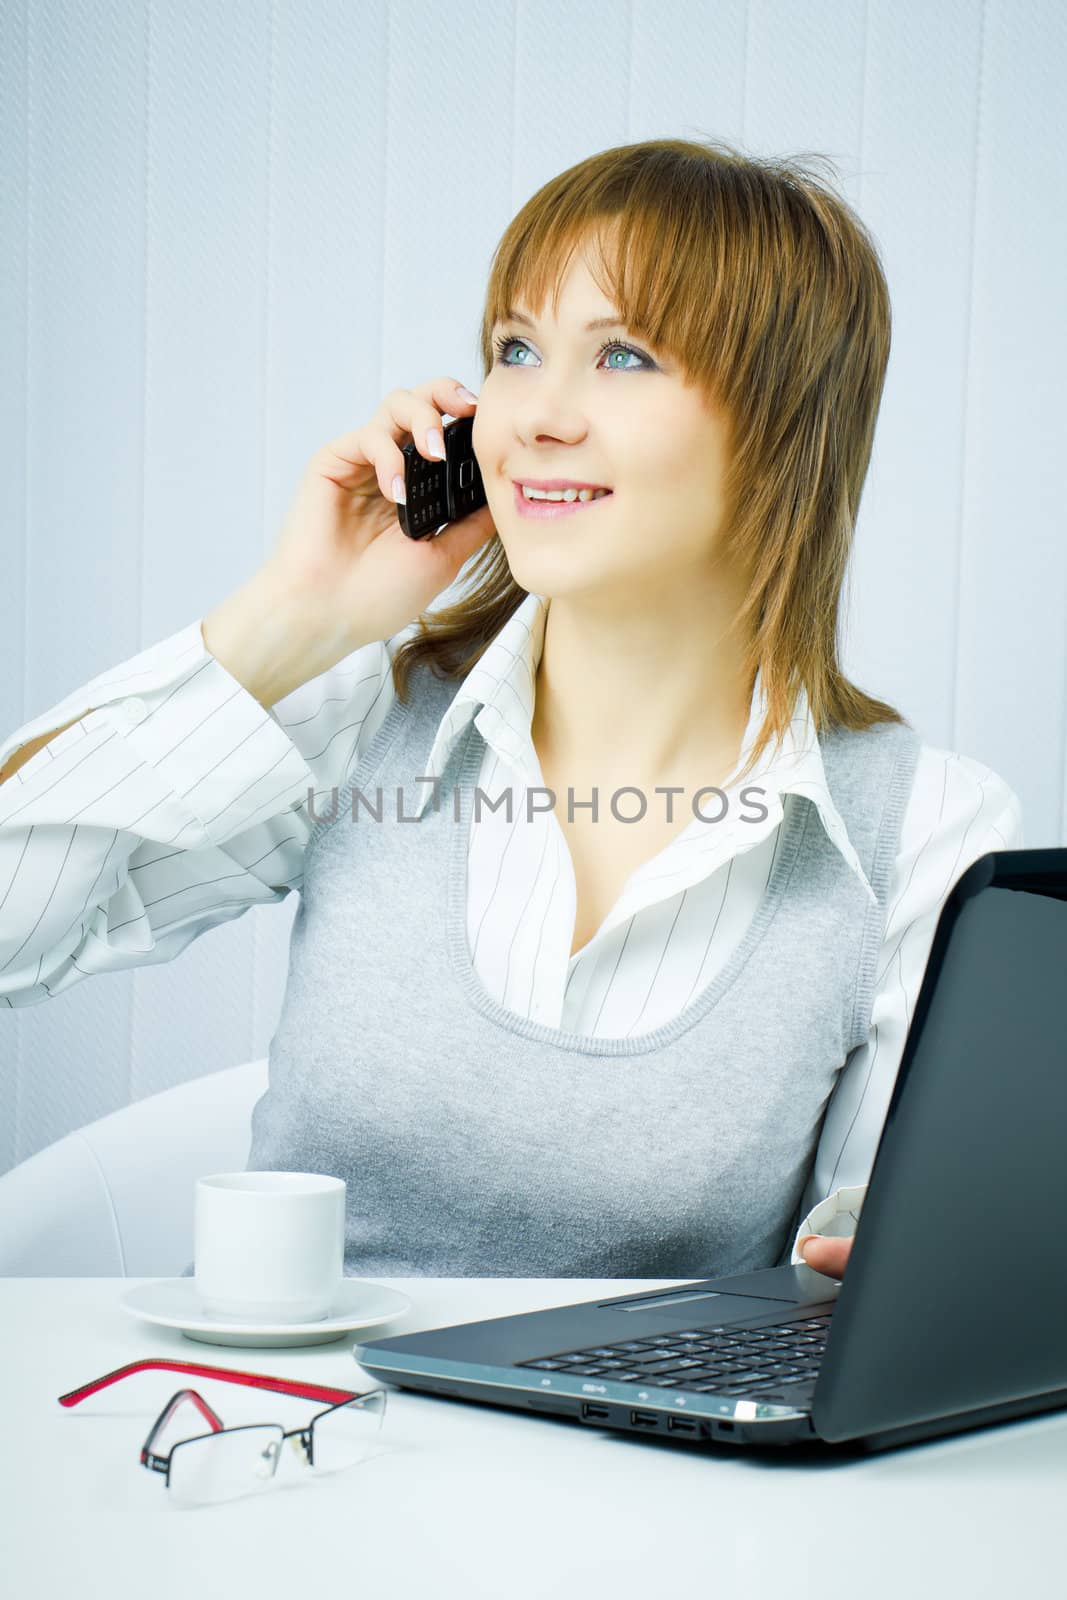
left=120, top=1278, right=412, bottom=1348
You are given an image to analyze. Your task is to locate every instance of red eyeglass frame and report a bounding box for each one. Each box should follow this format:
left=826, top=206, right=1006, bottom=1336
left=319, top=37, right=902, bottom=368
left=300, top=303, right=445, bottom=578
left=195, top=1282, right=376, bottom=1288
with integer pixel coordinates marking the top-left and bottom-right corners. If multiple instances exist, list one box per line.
left=57, top=1358, right=386, bottom=1488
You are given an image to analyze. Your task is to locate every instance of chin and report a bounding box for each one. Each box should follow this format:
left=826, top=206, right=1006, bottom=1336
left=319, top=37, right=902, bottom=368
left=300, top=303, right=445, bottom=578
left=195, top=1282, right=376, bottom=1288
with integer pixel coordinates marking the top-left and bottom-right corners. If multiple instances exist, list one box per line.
left=500, top=556, right=602, bottom=604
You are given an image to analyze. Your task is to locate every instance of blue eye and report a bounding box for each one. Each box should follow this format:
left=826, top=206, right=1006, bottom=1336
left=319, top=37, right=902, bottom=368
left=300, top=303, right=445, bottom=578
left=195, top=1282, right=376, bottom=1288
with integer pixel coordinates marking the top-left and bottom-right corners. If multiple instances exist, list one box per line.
left=491, top=334, right=653, bottom=371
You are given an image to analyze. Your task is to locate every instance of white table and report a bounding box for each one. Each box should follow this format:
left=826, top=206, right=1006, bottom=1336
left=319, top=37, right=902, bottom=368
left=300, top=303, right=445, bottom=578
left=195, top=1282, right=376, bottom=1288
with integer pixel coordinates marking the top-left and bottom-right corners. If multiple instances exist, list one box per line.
left=2, top=1276, right=1064, bottom=1599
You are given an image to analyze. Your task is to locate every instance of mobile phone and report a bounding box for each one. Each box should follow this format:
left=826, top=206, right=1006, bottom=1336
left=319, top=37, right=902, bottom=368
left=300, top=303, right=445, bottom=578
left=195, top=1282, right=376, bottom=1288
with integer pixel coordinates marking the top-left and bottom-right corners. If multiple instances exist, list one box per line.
left=396, top=413, right=487, bottom=539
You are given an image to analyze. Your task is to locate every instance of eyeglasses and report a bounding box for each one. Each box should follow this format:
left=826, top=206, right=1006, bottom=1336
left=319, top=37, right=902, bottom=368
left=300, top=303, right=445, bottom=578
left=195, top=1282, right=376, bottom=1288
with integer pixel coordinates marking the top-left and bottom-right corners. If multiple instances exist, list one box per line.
left=58, top=1357, right=388, bottom=1507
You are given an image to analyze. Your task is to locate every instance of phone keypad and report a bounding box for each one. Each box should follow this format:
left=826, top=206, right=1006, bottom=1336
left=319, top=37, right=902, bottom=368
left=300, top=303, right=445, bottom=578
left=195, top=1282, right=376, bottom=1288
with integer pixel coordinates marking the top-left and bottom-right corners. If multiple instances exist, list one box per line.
left=399, top=413, right=484, bottom=538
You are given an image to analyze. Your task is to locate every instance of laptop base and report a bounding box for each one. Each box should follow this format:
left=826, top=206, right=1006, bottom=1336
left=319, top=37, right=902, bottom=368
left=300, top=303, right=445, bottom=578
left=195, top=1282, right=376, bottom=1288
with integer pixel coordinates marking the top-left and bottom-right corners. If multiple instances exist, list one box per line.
left=365, top=1367, right=1067, bottom=1454
left=364, top=1365, right=819, bottom=1448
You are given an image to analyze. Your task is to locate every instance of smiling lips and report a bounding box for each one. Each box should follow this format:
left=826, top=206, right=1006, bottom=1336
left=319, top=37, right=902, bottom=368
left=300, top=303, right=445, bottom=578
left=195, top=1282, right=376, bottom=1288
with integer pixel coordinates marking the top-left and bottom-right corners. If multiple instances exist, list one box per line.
left=511, top=480, right=614, bottom=518
left=511, top=476, right=614, bottom=521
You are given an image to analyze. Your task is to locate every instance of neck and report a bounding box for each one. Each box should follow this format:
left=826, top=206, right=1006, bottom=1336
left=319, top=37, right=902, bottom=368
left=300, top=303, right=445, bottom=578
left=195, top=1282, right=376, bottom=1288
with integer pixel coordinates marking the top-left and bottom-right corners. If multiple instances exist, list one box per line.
left=529, top=576, right=757, bottom=788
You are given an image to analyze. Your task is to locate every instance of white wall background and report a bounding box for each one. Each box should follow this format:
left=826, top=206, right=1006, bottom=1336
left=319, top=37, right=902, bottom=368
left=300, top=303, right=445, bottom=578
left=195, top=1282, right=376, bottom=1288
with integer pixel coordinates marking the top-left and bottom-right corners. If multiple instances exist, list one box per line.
left=1, top=0, right=1064, bottom=1175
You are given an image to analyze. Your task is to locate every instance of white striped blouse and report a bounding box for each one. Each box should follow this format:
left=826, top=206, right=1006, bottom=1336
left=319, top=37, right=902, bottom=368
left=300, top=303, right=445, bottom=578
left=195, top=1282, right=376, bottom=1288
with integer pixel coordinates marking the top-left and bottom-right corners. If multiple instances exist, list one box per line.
left=0, top=590, right=1024, bottom=1264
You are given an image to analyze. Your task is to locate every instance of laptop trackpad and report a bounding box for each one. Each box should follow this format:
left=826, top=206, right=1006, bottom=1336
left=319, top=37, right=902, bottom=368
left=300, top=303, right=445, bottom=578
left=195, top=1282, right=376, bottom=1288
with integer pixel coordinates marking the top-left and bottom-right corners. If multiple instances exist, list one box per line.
left=607, top=1264, right=839, bottom=1318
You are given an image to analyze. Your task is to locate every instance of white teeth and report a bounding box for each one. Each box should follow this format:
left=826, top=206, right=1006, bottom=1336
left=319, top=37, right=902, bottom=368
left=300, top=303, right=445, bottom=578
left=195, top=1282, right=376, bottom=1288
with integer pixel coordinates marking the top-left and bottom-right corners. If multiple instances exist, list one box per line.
left=521, top=485, right=611, bottom=502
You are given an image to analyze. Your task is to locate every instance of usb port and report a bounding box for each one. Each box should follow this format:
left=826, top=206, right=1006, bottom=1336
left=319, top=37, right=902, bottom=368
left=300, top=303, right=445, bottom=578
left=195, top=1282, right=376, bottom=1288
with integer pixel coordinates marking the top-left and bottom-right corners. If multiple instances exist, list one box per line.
left=581, top=1403, right=610, bottom=1420
left=630, top=1409, right=659, bottom=1428
left=667, top=1416, right=698, bottom=1434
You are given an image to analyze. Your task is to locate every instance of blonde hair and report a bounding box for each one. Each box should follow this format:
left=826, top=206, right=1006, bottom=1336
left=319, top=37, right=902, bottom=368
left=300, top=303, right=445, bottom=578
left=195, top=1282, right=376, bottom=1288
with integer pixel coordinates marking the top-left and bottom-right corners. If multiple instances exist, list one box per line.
left=391, top=135, right=907, bottom=785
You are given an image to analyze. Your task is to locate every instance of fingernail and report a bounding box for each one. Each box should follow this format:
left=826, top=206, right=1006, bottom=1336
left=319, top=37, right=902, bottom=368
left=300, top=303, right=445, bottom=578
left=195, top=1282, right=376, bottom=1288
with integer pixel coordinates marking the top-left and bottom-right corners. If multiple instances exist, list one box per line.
left=391, top=474, right=406, bottom=504
left=456, top=385, right=479, bottom=403
left=426, top=427, right=446, bottom=460
left=798, top=1234, right=818, bottom=1258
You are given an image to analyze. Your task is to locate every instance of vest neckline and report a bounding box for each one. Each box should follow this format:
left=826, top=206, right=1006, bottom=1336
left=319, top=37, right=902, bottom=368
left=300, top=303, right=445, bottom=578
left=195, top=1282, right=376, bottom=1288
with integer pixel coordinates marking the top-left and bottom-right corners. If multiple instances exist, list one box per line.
left=446, top=721, right=813, bottom=1057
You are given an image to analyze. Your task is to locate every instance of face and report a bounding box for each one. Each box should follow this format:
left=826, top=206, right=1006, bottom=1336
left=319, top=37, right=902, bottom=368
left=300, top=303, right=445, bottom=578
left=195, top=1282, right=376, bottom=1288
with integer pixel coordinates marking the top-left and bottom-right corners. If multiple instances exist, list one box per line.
left=472, top=240, right=736, bottom=604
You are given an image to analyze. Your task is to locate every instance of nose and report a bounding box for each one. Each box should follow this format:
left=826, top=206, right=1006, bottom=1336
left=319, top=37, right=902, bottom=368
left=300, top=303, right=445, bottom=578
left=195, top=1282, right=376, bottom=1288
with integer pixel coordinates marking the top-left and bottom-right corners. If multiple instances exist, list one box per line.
left=514, top=398, right=590, bottom=449
left=499, top=360, right=594, bottom=447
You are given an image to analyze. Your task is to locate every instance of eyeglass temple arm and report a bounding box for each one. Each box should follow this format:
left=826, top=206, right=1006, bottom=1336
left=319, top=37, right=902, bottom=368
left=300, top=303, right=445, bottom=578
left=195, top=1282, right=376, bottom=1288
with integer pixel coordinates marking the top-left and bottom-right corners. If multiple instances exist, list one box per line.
left=56, top=1358, right=364, bottom=1409
left=142, top=1386, right=226, bottom=1459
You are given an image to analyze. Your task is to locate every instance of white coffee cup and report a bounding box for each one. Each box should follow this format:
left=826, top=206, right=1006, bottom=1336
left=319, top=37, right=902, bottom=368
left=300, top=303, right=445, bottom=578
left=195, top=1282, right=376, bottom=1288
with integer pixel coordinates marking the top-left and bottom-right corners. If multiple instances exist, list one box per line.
left=194, top=1172, right=346, bottom=1324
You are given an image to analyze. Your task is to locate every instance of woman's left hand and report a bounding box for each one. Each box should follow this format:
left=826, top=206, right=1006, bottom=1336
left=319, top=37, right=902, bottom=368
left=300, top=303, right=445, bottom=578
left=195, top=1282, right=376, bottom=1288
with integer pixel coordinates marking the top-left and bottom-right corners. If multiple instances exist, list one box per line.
left=798, top=1233, right=854, bottom=1278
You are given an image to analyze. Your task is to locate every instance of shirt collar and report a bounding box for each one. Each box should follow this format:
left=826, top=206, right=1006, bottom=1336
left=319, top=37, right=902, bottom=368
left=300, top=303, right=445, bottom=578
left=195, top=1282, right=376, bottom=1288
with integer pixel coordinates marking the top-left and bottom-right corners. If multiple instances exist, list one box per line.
left=414, top=591, right=876, bottom=906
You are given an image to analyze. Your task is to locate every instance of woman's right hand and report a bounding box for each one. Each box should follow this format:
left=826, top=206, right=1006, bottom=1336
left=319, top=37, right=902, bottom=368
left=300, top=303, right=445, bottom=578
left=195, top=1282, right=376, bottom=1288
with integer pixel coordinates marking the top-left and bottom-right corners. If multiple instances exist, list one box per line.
left=263, top=376, right=498, bottom=652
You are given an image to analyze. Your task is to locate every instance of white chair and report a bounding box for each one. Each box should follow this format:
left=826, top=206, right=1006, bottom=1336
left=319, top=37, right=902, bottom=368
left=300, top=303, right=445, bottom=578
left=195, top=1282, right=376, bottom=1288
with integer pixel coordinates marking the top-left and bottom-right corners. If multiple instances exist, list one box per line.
left=0, top=1057, right=268, bottom=1277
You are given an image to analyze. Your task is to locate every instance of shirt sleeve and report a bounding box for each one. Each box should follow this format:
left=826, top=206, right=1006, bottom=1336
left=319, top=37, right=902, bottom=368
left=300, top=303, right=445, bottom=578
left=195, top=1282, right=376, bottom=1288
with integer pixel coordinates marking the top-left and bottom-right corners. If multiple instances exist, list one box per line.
left=788, top=747, right=1025, bottom=1266
left=0, top=617, right=407, bottom=1007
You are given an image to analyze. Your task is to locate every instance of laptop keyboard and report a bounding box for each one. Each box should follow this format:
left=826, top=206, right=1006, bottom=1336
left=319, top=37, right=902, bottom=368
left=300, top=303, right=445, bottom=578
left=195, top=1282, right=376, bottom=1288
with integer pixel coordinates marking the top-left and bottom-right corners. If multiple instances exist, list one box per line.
left=515, top=1311, right=832, bottom=1404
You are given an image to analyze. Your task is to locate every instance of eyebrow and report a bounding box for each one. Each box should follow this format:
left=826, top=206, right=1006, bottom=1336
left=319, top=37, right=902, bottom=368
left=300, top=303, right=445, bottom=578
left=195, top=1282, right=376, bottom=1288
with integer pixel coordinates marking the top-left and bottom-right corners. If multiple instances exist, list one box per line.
left=499, top=309, right=627, bottom=333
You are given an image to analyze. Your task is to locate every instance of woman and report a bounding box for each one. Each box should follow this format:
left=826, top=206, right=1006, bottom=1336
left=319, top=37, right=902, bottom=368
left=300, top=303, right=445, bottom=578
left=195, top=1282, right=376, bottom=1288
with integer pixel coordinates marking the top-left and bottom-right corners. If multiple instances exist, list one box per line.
left=0, top=138, right=1021, bottom=1281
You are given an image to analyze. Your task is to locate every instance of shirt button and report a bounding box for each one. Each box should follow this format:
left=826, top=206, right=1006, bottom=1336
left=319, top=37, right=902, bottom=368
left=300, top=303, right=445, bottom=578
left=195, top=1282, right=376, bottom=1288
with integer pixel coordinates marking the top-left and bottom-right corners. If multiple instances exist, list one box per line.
left=123, top=697, right=148, bottom=728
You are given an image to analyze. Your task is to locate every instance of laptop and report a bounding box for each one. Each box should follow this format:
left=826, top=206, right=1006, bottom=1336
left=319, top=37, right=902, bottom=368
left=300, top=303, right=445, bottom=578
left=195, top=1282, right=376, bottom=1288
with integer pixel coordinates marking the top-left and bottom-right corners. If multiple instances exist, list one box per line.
left=354, top=847, right=1067, bottom=1453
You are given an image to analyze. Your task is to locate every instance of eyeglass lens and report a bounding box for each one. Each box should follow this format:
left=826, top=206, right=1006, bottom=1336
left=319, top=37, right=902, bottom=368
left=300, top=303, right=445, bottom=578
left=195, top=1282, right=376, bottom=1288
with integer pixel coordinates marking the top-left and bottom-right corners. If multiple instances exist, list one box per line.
left=166, top=1392, right=386, bottom=1506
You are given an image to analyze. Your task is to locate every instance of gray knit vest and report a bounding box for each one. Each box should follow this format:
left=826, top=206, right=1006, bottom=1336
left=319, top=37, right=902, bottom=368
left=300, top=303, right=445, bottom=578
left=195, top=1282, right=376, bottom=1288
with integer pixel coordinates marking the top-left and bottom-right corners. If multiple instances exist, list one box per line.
left=245, top=660, right=921, bottom=1278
